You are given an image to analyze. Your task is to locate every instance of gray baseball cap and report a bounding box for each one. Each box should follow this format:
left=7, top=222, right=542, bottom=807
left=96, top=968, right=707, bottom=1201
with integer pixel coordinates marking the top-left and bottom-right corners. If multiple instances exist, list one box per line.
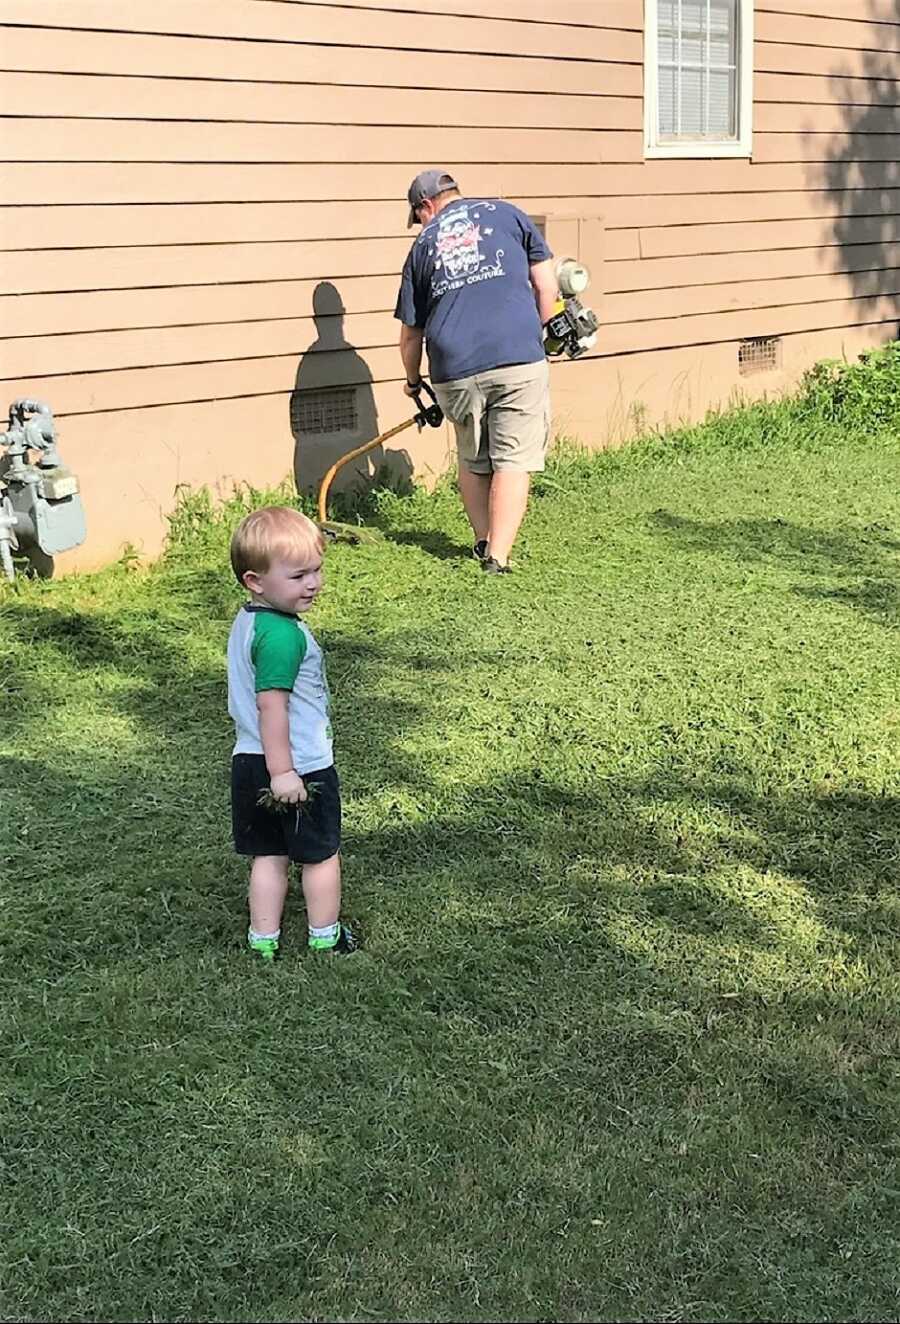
left=406, top=169, right=459, bottom=227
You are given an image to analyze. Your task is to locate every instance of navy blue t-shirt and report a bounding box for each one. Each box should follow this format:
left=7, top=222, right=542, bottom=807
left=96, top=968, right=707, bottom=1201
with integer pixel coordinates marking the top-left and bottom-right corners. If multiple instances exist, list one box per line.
left=394, top=197, right=552, bottom=384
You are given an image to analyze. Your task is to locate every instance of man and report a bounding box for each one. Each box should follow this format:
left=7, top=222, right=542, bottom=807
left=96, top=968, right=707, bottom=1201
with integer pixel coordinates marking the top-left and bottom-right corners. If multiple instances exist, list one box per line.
left=394, top=170, right=559, bottom=574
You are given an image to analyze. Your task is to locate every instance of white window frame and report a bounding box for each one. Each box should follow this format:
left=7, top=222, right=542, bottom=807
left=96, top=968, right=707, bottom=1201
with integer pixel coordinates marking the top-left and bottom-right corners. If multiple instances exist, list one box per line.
left=644, top=0, right=754, bottom=159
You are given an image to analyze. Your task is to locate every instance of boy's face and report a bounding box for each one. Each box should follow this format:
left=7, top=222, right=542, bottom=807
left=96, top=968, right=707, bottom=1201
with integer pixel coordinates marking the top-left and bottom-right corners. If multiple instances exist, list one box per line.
left=244, top=554, right=323, bottom=615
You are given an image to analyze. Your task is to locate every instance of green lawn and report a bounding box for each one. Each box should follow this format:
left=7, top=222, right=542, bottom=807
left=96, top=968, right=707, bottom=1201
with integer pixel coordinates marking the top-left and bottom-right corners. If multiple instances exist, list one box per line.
left=2, top=357, right=900, bottom=1323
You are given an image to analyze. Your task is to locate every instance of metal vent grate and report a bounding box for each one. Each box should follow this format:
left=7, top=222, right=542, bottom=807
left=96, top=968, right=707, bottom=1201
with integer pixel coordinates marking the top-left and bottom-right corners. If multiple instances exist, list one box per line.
left=738, top=336, right=781, bottom=376
left=292, top=387, right=358, bottom=434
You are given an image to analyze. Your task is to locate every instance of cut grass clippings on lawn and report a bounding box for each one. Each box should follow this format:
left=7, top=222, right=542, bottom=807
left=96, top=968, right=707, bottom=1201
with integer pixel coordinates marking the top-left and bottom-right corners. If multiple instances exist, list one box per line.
left=1, top=346, right=899, bottom=1324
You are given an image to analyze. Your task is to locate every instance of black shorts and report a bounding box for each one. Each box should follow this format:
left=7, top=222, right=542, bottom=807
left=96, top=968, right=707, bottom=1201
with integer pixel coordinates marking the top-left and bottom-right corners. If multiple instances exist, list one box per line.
left=231, top=756, right=341, bottom=864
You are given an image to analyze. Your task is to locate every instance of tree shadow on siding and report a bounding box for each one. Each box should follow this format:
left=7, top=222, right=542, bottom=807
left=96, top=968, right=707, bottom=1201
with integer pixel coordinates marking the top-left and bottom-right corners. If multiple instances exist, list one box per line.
left=813, top=0, right=900, bottom=310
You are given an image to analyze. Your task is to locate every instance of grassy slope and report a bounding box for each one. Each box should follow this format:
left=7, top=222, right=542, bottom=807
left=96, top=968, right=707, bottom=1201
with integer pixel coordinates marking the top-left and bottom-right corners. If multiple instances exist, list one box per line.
left=1, top=387, right=899, bottom=1323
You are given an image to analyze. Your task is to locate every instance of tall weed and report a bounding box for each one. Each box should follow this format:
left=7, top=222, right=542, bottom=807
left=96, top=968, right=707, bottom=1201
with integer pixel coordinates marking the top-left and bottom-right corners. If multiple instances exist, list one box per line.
left=796, top=341, right=900, bottom=431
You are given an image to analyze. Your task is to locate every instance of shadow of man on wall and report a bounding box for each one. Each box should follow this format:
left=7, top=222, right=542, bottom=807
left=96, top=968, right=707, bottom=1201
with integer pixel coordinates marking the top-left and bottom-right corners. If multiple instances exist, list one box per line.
left=289, top=280, right=413, bottom=499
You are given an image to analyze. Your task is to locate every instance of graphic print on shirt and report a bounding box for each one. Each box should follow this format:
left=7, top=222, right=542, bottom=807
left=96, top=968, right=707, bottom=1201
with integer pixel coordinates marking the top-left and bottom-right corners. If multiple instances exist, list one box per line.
left=429, top=201, right=505, bottom=298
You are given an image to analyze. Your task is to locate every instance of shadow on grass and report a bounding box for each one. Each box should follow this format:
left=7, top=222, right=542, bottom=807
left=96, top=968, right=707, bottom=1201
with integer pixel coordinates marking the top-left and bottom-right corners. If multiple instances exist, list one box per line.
left=340, top=766, right=899, bottom=1158
left=5, top=729, right=898, bottom=1155
left=3, top=592, right=899, bottom=1322
left=650, top=510, right=900, bottom=626
left=796, top=579, right=899, bottom=625
left=0, top=597, right=434, bottom=979
left=376, top=527, right=472, bottom=561
left=0, top=595, right=431, bottom=775
left=334, top=494, right=471, bottom=562
left=4, top=589, right=897, bottom=966
left=345, top=766, right=898, bottom=939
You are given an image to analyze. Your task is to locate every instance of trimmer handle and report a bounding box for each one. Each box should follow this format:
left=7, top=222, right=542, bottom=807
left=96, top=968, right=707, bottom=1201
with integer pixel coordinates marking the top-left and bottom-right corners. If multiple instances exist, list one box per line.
left=411, top=380, right=444, bottom=429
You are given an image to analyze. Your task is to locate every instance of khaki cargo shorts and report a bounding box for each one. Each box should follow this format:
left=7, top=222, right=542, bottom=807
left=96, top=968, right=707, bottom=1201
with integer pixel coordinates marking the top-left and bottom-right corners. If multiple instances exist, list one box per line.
left=433, top=360, right=551, bottom=474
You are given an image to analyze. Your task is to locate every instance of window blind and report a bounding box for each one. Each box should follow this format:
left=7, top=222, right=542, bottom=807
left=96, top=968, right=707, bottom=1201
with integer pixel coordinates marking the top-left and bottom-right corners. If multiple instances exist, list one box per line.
left=657, top=0, right=739, bottom=140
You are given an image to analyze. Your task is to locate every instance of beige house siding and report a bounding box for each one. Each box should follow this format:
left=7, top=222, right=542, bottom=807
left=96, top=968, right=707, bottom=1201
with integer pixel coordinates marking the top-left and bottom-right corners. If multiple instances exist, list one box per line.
left=0, top=0, right=897, bottom=567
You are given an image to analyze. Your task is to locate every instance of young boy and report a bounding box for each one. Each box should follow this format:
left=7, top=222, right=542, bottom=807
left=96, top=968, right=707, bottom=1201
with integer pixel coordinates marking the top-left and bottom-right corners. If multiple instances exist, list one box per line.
left=227, top=505, right=358, bottom=960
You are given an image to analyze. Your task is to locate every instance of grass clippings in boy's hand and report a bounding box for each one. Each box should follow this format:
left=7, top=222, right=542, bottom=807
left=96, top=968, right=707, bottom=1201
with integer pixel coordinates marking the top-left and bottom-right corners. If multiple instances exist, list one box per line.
left=257, top=780, right=318, bottom=830
left=256, top=781, right=319, bottom=812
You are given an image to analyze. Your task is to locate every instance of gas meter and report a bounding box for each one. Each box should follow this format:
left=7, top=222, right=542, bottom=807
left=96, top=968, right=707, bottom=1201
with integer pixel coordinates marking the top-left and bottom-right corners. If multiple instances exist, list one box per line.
left=0, top=399, right=86, bottom=580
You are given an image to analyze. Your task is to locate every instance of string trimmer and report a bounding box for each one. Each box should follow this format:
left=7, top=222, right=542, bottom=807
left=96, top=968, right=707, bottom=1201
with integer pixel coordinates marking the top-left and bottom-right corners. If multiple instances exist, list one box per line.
left=316, top=381, right=444, bottom=544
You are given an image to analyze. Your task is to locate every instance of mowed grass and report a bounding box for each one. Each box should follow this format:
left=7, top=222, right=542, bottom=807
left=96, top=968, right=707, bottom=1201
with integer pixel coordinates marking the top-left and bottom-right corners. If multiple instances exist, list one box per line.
left=2, top=358, right=899, bottom=1323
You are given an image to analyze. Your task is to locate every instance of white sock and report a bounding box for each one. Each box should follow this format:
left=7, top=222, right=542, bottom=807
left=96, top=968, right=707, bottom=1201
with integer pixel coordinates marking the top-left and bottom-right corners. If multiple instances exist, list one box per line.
left=248, top=927, right=280, bottom=943
left=308, top=922, right=339, bottom=941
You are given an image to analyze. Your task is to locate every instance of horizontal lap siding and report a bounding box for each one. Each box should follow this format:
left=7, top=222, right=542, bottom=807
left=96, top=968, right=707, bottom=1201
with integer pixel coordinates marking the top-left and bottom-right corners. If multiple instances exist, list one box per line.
left=8, top=262, right=889, bottom=340
left=756, top=2, right=898, bottom=20
left=754, top=10, right=900, bottom=51
left=0, top=73, right=642, bottom=130
left=0, top=0, right=646, bottom=478
left=8, top=290, right=899, bottom=401
left=755, top=40, right=898, bottom=78
left=0, top=0, right=898, bottom=568
left=0, top=120, right=639, bottom=164
left=0, top=1, right=643, bottom=60
left=5, top=68, right=897, bottom=125
left=598, top=4, right=900, bottom=386
left=0, top=27, right=641, bottom=95
left=257, top=1, right=642, bottom=26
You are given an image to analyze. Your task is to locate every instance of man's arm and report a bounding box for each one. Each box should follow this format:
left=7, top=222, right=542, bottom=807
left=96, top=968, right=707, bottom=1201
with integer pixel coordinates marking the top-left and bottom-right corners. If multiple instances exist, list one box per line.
left=257, top=690, right=306, bottom=803
left=529, top=258, right=560, bottom=326
left=399, top=323, right=425, bottom=395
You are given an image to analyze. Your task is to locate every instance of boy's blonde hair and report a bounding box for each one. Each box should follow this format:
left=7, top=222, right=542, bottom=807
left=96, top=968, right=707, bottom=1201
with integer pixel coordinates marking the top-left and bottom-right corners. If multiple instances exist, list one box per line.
left=230, top=505, right=324, bottom=584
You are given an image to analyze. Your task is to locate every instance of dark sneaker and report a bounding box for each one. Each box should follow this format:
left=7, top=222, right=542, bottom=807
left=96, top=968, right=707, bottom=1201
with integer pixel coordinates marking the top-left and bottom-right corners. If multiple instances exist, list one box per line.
left=482, top=556, right=511, bottom=575
left=309, top=923, right=361, bottom=955
left=472, top=539, right=488, bottom=561
left=332, top=923, right=361, bottom=954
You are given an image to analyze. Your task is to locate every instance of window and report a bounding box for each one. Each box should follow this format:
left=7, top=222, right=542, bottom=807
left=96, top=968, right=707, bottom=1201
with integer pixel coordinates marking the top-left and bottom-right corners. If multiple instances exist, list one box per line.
left=644, top=0, right=753, bottom=158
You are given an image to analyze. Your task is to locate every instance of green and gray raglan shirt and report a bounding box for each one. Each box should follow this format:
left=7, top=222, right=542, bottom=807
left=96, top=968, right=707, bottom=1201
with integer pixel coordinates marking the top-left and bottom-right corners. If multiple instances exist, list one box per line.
left=227, top=604, right=333, bottom=774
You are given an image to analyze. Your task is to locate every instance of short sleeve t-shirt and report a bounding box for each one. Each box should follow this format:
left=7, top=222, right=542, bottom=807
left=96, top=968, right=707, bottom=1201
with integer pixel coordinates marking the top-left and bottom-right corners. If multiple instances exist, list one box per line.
left=394, top=197, right=552, bottom=383
left=227, top=604, right=334, bottom=774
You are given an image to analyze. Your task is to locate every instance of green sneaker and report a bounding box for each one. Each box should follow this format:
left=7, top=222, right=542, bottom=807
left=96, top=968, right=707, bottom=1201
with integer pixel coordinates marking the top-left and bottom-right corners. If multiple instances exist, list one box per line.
left=247, top=936, right=279, bottom=962
left=308, top=923, right=360, bottom=955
